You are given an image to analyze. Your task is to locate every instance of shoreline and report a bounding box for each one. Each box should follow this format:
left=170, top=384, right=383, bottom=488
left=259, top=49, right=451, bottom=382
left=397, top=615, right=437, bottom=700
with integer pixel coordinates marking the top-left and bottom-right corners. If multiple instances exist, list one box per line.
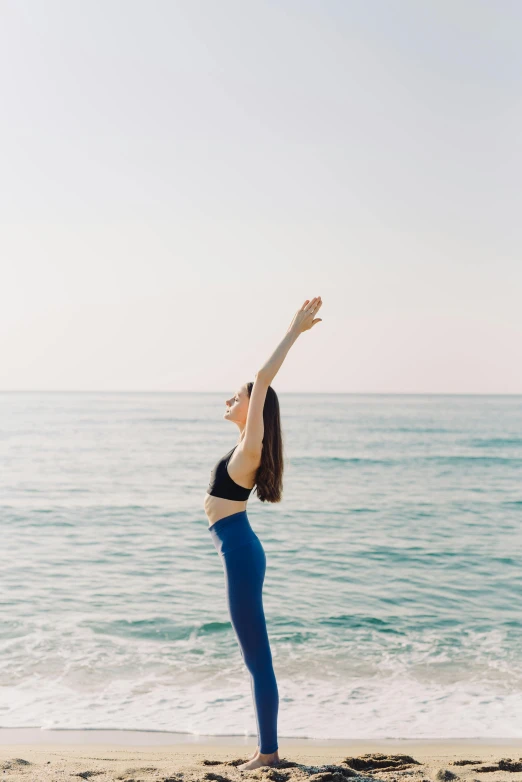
left=1, top=727, right=522, bottom=747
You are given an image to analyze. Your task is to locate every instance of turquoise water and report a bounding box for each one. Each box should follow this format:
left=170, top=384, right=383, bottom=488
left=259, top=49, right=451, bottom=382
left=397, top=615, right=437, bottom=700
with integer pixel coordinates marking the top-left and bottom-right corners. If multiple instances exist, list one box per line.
left=1, top=392, right=521, bottom=739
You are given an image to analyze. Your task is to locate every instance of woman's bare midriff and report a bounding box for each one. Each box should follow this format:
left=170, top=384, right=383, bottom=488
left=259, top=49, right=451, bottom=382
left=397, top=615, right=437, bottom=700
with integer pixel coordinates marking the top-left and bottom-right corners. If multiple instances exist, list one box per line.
left=204, top=448, right=261, bottom=526
left=204, top=494, right=249, bottom=526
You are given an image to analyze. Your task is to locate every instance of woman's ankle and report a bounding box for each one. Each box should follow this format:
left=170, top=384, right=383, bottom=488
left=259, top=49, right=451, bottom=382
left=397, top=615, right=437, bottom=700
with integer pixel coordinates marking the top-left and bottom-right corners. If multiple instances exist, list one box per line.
left=258, top=750, right=279, bottom=760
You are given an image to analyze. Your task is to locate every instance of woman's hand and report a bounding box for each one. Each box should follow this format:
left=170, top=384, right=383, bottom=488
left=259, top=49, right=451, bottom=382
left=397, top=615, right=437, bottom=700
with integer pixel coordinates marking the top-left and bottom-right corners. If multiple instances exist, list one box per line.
left=258, top=297, right=323, bottom=382
left=287, top=296, right=323, bottom=335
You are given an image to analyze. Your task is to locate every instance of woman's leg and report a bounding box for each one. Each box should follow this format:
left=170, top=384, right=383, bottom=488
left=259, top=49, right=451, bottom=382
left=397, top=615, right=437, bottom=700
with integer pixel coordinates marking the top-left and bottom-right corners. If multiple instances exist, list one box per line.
left=221, top=538, right=279, bottom=755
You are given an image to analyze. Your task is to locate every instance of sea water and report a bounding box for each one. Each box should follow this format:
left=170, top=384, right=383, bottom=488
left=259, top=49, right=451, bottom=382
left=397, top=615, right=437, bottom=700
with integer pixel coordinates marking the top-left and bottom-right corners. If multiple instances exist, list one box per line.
left=1, top=392, right=521, bottom=739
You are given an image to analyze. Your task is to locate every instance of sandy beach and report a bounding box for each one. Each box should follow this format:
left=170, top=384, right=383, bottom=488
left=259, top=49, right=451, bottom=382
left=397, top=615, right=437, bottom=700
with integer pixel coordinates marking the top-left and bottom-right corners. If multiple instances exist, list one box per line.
left=1, top=730, right=522, bottom=782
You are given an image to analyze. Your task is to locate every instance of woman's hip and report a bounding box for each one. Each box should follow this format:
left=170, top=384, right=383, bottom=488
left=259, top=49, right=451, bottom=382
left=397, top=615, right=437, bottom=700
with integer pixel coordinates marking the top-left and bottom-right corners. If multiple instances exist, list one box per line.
left=208, top=509, right=261, bottom=557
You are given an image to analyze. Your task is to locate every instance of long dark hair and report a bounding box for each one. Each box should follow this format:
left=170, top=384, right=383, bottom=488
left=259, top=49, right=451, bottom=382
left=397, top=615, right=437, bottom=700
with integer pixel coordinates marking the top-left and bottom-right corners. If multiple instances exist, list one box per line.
left=246, top=381, right=284, bottom=503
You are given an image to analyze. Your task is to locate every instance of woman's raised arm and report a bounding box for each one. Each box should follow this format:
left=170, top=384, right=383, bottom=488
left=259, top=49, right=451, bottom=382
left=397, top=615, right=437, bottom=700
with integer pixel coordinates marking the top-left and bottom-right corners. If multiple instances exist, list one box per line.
left=256, top=296, right=323, bottom=386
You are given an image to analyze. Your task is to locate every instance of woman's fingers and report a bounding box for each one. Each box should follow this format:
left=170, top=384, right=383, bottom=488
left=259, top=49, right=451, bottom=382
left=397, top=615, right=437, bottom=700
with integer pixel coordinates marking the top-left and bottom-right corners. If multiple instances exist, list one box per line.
left=301, top=297, right=323, bottom=311
left=305, top=296, right=321, bottom=311
left=289, top=297, right=324, bottom=335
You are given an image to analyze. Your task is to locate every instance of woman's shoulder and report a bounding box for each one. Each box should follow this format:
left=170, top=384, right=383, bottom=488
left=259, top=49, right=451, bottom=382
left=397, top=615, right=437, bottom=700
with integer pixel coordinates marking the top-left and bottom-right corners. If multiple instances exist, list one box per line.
left=229, top=442, right=262, bottom=476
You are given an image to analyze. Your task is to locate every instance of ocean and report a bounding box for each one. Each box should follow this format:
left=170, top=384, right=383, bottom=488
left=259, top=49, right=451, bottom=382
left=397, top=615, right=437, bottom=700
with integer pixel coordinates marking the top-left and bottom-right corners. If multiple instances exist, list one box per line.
left=1, top=392, right=521, bottom=739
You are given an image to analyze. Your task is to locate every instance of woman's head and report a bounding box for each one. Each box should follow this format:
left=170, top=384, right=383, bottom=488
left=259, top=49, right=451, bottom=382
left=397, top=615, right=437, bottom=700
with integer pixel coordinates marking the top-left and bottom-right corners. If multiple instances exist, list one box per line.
left=224, top=380, right=284, bottom=503
left=224, top=384, right=249, bottom=426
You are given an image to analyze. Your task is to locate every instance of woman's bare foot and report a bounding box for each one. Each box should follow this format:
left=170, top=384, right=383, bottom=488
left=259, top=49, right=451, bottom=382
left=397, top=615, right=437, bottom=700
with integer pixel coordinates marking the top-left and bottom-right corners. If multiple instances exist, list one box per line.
left=246, top=746, right=259, bottom=761
left=238, top=749, right=279, bottom=771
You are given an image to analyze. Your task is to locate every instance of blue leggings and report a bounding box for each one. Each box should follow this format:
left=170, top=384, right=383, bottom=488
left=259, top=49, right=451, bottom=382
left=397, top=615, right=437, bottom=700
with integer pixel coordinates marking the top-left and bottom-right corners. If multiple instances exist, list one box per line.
left=209, top=510, right=279, bottom=754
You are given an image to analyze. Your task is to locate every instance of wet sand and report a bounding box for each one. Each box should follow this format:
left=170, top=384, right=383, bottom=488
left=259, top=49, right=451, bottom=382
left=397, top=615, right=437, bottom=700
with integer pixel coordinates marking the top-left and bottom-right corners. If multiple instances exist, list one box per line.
left=1, top=729, right=522, bottom=782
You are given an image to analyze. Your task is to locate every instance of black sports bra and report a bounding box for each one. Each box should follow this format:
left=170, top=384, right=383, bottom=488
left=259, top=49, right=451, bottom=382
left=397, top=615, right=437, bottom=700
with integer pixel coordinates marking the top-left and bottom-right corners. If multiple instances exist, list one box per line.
left=207, top=445, right=254, bottom=501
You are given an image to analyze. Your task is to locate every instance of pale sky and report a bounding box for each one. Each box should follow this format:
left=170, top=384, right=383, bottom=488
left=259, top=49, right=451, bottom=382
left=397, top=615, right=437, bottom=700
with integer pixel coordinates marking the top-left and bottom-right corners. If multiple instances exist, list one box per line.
left=1, top=0, right=521, bottom=393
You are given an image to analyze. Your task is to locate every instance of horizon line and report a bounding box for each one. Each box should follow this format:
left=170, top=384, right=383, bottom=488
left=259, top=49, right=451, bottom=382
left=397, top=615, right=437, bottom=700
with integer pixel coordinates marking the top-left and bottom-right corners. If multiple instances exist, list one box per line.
left=1, top=390, right=521, bottom=396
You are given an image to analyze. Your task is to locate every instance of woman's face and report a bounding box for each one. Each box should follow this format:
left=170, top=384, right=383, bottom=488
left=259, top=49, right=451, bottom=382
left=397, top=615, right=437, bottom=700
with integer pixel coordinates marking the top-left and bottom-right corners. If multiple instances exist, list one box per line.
left=224, top=384, right=249, bottom=424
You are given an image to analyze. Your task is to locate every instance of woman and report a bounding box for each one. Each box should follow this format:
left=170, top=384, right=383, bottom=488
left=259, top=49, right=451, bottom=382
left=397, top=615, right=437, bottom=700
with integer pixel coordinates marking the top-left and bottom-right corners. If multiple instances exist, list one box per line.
left=204, top=296, right=323, bottom=770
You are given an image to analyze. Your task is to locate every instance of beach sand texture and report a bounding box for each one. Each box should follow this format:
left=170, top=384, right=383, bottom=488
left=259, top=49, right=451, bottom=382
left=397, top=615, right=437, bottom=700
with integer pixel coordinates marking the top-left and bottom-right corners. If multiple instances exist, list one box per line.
left=1, top=735, right=522, bottom=782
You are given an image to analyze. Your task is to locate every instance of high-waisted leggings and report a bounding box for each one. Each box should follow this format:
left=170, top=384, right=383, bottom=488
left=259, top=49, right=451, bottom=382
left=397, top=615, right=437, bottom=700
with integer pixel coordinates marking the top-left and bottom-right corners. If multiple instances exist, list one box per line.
left=208, top=510, right=279, bottom=754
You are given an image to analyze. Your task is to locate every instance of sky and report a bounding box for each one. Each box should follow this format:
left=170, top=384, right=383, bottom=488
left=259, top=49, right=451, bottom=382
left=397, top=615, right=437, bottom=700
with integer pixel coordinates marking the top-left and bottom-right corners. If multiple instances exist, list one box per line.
left=1, top=0, right=521, bottom=393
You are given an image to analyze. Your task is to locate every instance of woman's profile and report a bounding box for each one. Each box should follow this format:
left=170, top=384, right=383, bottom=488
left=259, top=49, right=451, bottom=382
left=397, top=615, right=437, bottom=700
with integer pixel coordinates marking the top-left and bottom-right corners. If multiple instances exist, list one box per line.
left=204, top=296, right=323, bottom=770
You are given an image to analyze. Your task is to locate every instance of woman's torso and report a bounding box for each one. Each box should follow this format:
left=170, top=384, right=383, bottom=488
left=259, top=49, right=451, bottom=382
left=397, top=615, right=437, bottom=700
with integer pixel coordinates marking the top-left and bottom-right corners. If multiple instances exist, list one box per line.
left=204, top=443, right=261, bottom=526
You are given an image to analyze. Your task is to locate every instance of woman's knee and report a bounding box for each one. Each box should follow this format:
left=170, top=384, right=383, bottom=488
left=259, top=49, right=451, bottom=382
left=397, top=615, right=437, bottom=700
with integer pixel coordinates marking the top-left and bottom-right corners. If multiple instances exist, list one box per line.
left=242, top=644, right=274, bottom=676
